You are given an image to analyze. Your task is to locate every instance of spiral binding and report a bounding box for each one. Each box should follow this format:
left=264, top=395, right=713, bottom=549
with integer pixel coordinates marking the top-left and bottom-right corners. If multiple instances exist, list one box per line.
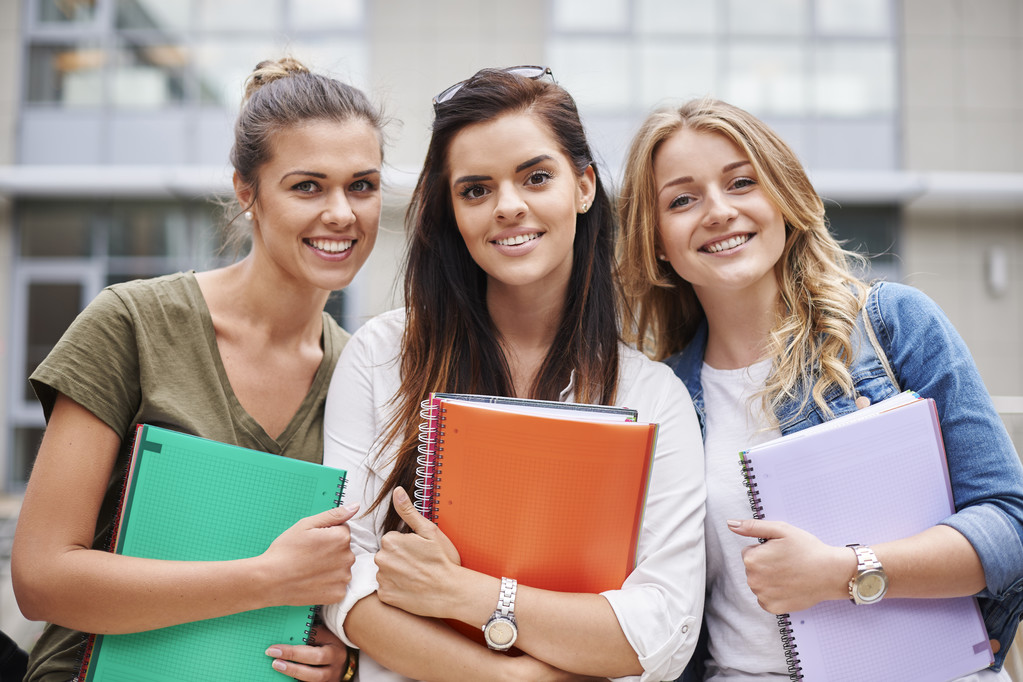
left=741, top=455, right=765, bottom=523
left=744, top=454, right=802, bottom=680
left=415, top=398, right=444, bottom=519
left=777, top=613, right=803, bottom=680
left=303, top=606, right=320, bottom=644
left=333, top=474, right=348, bottom=507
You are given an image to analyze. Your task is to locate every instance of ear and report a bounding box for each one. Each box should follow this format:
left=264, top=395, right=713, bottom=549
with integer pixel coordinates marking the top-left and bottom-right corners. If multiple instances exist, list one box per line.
left=233, top=171, right=254, bottom=212
left=577, top=164, right=596, bottom=214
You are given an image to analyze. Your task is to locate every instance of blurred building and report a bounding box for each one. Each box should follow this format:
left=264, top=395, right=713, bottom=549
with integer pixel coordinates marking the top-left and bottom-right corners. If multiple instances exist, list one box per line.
left=0, top=0, right=1021, bottom=493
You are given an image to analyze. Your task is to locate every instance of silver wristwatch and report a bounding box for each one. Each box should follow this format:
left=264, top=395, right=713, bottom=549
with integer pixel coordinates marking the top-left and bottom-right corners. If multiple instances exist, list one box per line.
left=482, top=577, right=518, bottom=651
left=847, top=544, right=889, bottom=605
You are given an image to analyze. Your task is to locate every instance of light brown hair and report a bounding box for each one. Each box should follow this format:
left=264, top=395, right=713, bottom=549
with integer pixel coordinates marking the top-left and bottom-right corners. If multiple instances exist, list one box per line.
left=618, top=97, right=868, bottom=422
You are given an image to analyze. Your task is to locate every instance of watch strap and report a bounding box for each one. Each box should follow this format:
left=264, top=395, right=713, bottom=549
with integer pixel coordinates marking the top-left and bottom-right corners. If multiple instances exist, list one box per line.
left=495, top=577, right=517, bottom=617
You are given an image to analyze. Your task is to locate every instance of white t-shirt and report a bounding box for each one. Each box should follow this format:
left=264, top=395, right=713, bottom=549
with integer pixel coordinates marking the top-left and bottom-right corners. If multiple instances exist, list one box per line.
left=699, top=360, right=1012, bottom=682
left=321, top=309, right=707, bottom=682
left=700, top=360, right=787, bottom=681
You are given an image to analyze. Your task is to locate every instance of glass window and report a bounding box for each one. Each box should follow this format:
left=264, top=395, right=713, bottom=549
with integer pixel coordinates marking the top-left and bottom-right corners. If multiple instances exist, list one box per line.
left=109, top=203, right=191, bottom=257
left=13, top=428, right=46, bottom=491
left=636, top=0, right=718, bottom=35
left=24, top=282, right=85, bottom=402
left=290, top=0, right=363, bottom=31
left=196, top=0, right=279, bottom=32
left=27, top=43, right=106, bottom=106
left=825, top=203, right=899, bottom=279
left=639, top=42, right=718, bottom=108
left=195, top=39, right=279, bottom=108
left=552, top=0, right=629, bottom=32
left=282, top=38, right=370, bottom=90
left=816, top=0, right=891, bottom=36
left=725, top=43, right=807, bottom=115
left=116, top=0, right=192, bottom=33
left=35, top=0, right=98, bottom=24
left=111, top=41, right=188, bottom=108
left=19, top=204, right=93, bottom=257
left=813, top=42, right=895, bottom=116
left=549, top=39, right=633, bottom=112
left=726, top=0, right=808, bottom=36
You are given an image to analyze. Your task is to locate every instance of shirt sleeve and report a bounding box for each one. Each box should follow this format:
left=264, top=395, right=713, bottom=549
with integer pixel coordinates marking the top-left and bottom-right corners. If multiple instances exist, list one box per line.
left=30, top=287, right=141, bottom=435
left=601, top=358, right=707, bottom=681
left=321, top=313, right=402, bottom=647
left=873, top=282, right=1023, bottom=597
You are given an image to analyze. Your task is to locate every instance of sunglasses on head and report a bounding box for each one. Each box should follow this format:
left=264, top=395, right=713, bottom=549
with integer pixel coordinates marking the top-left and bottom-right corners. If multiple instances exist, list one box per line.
left=432, top=65, right=556, bottom=109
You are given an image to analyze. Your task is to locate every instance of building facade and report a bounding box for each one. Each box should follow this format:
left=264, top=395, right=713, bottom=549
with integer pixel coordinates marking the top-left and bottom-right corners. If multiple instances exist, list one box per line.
left=1, top=0, right=1021, bottom=495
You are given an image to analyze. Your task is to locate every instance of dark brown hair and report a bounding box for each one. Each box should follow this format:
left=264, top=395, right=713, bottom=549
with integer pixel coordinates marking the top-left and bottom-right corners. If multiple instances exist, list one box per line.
left=374, top=68, right=622, bottom=532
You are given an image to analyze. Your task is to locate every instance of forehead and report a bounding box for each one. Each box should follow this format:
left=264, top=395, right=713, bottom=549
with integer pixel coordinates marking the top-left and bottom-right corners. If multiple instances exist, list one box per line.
left=265, top=118, right=381, bottom=168
left=654, top=127, right=746, bottom=173
left=446, top=112, right=567, bottom=174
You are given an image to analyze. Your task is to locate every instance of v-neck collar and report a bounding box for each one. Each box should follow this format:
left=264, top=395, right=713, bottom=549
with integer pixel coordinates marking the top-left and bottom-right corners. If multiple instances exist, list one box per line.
left=185, top=271, right=335, bottom=453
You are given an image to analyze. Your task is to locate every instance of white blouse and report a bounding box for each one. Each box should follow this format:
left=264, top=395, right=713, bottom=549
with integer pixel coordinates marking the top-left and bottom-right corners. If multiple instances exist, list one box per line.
left=322, top=308, right=707, bottom=682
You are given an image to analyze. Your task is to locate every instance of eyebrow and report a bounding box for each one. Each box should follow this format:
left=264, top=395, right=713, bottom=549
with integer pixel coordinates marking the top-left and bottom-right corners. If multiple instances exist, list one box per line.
left=658, top=160, right=751, bottom=196
left=280, top=168, right=380, bottom=182
left=453, top=155, right=555, bottom=186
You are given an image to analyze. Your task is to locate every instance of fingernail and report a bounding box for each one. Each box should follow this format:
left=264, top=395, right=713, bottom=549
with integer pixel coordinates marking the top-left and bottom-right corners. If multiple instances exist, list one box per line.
left=726, top=519, right=743, bottom=529
left=272, top=659, right=287, bottom=671
left=265, top=647, right=282, bottom=657
left=344, top=501, right=361, bottom=514
left=394, top=486, right=409, bottom=504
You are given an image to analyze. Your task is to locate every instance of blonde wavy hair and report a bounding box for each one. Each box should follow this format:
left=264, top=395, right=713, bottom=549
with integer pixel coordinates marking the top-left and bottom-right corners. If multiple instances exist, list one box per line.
left=618, top=98, right=868, bottom=422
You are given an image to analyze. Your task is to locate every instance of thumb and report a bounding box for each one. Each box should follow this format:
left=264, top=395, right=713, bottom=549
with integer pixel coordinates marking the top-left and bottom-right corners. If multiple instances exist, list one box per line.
left=727, top=518, right=789, bottom=540
left=392, top=486, right=435, bottom=535
left=303, top=502, right=360, bottom=529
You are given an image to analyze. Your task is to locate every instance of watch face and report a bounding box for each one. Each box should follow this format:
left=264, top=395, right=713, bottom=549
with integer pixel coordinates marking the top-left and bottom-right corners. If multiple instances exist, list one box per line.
left=857, top=570, right=888, bottom=602
left=485, top=618, right=517, bottom=648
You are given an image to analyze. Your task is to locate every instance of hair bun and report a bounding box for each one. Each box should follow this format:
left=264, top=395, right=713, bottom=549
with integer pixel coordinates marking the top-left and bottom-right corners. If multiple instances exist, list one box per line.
left=243, top=57, right=311, bottom=104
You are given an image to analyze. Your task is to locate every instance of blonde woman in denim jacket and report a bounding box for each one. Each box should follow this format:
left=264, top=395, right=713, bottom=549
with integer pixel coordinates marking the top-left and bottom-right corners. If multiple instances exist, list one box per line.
left=617, top=98, right=1023, bottom=681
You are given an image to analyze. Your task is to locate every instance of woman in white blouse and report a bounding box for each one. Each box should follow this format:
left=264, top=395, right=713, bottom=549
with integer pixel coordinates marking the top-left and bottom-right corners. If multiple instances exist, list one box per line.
left=322, top=66, right=707, bottom=681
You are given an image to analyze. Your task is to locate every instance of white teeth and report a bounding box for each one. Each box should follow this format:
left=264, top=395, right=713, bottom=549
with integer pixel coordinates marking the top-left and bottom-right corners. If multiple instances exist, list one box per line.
left=308, top=238, right=353, bottom=253
left=495, top=233, right=540, bottom=247
left=704, top=234, right=750, bottom=253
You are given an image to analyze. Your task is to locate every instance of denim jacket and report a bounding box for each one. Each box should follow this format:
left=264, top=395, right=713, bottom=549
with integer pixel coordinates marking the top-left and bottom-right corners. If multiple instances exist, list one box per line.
left=666, top=281, right=1023, bottom=676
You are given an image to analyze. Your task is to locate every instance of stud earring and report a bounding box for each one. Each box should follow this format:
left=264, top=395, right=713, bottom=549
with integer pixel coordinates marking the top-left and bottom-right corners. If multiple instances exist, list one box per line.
left=580, top=202, right=588, bottom=214
left=657, top=253, right=669, bottom=261
left=244, top=211, right=253, bottom=221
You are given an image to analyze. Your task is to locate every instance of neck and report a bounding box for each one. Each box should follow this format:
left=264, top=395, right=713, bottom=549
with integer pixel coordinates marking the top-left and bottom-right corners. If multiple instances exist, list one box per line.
left=694, top=276, right=782, bottom=370
left=203, top=255, right=329, bottom=345
left=486, top=278, right=567, bottom=397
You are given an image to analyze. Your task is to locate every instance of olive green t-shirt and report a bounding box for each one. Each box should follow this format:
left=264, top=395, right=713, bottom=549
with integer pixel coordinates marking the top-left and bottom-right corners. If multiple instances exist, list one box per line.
left=25, top=271, right=350, bottom=682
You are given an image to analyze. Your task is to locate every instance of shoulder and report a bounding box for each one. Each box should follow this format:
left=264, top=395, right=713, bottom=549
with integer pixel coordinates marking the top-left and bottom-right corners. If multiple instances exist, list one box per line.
left=96, top=271, right=202, bottom=324
left=617, top=343, right=692, bottom=410
left=321, top=314, right=352, bottom=358
left=104, top=271, right=197, bottom=303
left=340, top=308, right=405, bottom=364
left=866, top=281, right=954, bottom=341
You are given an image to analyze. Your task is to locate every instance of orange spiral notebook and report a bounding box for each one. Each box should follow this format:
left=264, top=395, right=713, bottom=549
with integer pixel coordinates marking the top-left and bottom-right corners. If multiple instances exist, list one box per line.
left=415, top=393, right=658, bottom=644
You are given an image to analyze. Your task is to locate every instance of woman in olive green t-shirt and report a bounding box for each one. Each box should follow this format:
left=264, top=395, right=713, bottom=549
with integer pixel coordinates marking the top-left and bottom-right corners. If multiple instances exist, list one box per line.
left=12, top=56, right=384, bottom=682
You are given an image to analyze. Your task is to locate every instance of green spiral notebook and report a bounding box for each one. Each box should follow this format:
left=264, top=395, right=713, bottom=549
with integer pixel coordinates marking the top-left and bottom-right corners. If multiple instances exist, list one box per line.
left=81, top=424, right=347, bottom=682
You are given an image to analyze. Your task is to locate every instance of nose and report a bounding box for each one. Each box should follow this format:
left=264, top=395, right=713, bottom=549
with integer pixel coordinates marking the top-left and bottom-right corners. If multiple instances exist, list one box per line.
left=322, top=190, right=356, bottom=228
left=493, top=183, right=527, bottom=222
left=702, top=189, right=738, bottom=227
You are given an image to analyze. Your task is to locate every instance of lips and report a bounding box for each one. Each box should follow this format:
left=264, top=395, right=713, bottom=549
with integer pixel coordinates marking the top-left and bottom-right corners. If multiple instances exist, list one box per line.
left=494, top=232, right=541, bottom=246
left=305, top=238, right=354, bottom=254
left=701, top=233, right=751, bottom=254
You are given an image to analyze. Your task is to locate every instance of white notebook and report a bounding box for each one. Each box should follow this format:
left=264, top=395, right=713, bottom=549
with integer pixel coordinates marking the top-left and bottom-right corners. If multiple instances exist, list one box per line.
left=740, top=393, right=992, bottom=681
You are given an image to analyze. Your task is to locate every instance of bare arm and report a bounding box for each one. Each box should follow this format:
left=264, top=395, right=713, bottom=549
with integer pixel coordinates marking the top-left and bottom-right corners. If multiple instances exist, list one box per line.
left=371, top=488, right=640, bottom=677
left=731, top=518, right=984, bottom=615
left=347, top=592, right=605, bottom=682
left=12, top=393, right=356, bottom=634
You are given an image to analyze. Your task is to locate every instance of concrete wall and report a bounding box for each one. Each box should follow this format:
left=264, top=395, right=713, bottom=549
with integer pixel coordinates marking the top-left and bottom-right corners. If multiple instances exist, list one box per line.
left=900, top=0, right=1023, bottom=406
